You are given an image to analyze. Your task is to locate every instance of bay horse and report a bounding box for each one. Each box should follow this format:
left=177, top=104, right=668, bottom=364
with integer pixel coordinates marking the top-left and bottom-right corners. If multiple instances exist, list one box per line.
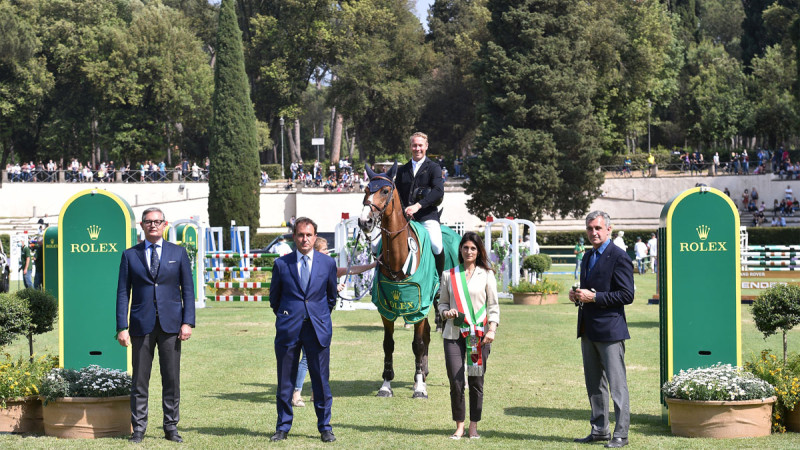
left=358, top=162, right=437, bottom=398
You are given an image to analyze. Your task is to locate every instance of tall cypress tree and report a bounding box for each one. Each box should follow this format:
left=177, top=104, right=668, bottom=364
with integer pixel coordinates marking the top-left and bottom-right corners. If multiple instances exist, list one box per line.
left=466, top=0, right=603, bottom=221
left=208, top=0, right=260, bottom=237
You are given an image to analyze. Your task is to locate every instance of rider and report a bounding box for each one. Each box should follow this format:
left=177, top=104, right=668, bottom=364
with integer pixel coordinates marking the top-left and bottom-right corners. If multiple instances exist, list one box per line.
left=395, top=132, right=446, bottom=278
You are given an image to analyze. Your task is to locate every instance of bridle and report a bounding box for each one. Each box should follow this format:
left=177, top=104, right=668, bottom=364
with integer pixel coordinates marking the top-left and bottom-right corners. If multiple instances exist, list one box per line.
left=362, top=174, right=415, bottom=280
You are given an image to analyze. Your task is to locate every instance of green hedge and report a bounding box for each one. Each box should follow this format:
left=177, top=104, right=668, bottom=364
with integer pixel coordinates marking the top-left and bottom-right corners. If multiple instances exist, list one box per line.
left=260, top=164, right=283, bottom=181
left=746, top=227, right=800, bottom=245
left=251, top=233, right=283, bottom=250
left=1, top=234, right=8, bottom=254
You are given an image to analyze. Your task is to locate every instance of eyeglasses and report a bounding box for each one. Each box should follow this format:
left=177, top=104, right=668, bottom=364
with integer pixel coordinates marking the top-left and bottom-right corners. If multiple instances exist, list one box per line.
left=142, top=220, right=165, bottom=226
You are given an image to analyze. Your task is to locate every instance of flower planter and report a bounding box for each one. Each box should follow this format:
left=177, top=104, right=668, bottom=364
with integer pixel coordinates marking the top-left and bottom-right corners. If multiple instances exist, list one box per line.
left=512, top=292, right=558, bottom=305
left=786, top=402, right=800, bottom=432
left=42, top=395, right=131, bottom=439
left=666, top=396, right=776, bottom=438
left=0, top=396, right=43, bottom=434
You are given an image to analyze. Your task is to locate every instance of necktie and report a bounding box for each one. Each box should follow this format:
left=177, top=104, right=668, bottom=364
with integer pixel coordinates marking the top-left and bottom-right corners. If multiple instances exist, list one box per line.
left=587, top=250, right=598, bottom=273
left=300, top=255, right=310, bottom=290
left=150, top=244, right=160, bottom=278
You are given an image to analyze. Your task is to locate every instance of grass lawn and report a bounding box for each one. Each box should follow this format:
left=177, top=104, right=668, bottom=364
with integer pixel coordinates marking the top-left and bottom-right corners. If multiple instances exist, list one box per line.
left=2, top=273, right=800, bottom=448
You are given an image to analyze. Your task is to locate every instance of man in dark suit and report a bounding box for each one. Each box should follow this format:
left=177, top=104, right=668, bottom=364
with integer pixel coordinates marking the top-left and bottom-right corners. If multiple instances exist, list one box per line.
left=269, top=217, right=338, bottom=443
left=116, top=207, right=195, bottom=444
left=395, top=132, right=446, bottom=276
left=569, top=211, right=634, bottom=449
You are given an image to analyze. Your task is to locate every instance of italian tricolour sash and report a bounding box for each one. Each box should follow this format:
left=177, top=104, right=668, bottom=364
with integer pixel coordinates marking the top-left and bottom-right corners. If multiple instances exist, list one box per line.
left=449, top=264, right=487, bottom=376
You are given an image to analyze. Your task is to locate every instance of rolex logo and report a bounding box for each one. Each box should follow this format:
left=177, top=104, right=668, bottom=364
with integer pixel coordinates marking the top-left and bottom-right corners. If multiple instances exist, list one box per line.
left=392, top=290, right=400, bottom=302
left=696, top=225, right=710, bottom=241
left=87, top=225, right=101, bottom=240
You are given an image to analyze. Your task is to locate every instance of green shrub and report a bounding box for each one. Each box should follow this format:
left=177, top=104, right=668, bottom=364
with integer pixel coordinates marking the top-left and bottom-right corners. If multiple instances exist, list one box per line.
left=0, top=293, right=32, bottom=347
left=523, top=254, right=552, bottom=273
left=251, top=233, right=282, bottom=249
left=751, top=284, right=800, bottom=362
left=508, top=278, right=563, bottom=294
left=746, top=350, right=800, bottom=432
left=15, top=288, right=57, bottom=335
left=0, top=234, right=8, bottom=254
left=260, top=164, right=282, bottom=181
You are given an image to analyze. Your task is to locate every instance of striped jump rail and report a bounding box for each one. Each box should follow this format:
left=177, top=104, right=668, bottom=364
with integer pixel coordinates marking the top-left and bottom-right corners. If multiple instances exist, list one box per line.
left=205, top=267, right=272, bottom=272
left=213, top=295, right=267, bottom=302
left=210, top=282, right=270, bottom=288
left=205, top=253, right=276, bottom=258
left=742, top=252, right=800, bottom=258
left=744, top=267, right=800, bottom=271
left=742, top=260, right=800, bottom=267
left=747, top=245, right=800, bottom=251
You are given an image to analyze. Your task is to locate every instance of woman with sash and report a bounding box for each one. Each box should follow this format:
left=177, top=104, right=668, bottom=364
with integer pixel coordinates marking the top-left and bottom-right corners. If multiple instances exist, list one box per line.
left=438, top=231, right=500, bottom=439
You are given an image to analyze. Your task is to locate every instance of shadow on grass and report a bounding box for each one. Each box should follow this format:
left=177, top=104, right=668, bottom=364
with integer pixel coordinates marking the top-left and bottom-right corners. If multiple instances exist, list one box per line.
left=204, top=380, right=416, bottom=402
left=504, top=406, right=668, bottom=437
left=336, top=423, right=587, bottom=442
left=338, top=324, right=384, bottom=333
left=628, top=320, right=659, bottom=328
left=183, top=425, right=263, bottom=438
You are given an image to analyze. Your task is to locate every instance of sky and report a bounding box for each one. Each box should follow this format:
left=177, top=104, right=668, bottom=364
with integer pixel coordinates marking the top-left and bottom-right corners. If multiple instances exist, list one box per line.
left=414, top=0, right=434, bottom=30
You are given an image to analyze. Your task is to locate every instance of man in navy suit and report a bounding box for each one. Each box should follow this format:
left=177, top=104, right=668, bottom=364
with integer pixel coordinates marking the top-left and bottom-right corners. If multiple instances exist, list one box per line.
left=269, top=217, right=338, bottom=443
left=569, top=211, right=634, bottom=449
left=116, top=207, right=195, bottom=444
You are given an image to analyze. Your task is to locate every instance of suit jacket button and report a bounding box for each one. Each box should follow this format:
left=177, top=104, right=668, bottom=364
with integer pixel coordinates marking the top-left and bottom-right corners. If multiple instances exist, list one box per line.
left=155, top=283, right=158, bottom=287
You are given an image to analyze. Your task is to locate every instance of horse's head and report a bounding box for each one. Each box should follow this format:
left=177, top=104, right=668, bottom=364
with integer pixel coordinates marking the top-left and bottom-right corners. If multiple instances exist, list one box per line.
left=359, top=162, right=398, bottom=232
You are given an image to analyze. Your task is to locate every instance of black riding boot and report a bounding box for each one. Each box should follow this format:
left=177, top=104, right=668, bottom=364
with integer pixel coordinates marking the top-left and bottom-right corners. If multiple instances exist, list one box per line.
left=433, top=252, right=445, bottom=332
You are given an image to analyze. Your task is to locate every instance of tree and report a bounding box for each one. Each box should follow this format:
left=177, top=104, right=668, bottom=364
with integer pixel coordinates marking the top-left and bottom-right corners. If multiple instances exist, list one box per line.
left=207, top=0, right=261, bottom=236
left=419, top=0, right=490, bottom=157
left=241, top=0, right=335, bottom=162
left=587, top=0, right=681, bottom=154
left=752, top=284, right=800, bottom=363
left=0, top=293, right=32, bottom=348
left=327, top=0, right=434, bottom=161
left=15, top=288, right=57, bottom=358
left=0, top=0, right=53, bottom=177
left=467, top=0, right=603, bottom=221
left=749, top=44, right=799, bottom=147
left=682, top=40, right=747, bottom=147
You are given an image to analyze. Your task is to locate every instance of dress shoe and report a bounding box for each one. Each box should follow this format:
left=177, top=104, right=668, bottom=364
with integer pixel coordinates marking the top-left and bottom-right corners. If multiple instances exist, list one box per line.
left=574, top=433, right=610, bottom=444
left=129, top=431, right=144, bottom=443
left=164, top=430, right=183, bottom=443
left=320, top=430, right=336, bottom=442
left=270, top=431, right=288, bottom=442
left=605, top=437, right=628, bottom=448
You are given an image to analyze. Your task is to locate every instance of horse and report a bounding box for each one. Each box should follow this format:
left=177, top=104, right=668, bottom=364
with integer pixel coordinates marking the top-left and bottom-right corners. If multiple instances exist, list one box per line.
left=358, top=162, right=449, bottom=398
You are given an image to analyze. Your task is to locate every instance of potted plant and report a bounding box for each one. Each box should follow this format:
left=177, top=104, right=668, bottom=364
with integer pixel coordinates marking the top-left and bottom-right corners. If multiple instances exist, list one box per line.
left=0, top=354, right=58, bottom=434
left=662, top=363, right=776, bottom=438
left=508, top=278, right=563, bottom=305
left=523, top=253, right=552, bottom=281
left=751, top=284, right=800, bottom=364
left=39, top=365, right=132, bottom=438
left=746, top=350, right=800, bottom=432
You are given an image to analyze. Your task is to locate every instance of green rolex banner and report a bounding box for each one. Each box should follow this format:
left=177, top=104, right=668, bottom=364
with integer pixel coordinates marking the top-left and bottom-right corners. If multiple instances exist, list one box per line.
left=59, top=189, right=136, bottom=371
left=658, top=186, right=741, bottom=422
left=43, top=226, right=58, bottom=300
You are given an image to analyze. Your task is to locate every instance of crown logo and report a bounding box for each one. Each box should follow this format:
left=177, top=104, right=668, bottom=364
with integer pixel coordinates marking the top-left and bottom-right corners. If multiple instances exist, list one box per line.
left=696, top=225, right=710, bottom=241
left=87, top=225, right=101, bottom=240
left=392, top=290, right=400, bottom=302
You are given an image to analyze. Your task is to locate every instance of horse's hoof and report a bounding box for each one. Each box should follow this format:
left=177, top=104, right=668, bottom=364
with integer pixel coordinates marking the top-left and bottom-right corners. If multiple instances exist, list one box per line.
left=376, top=389, right=393, bottom=398
left=412, top=391, right=428, bottom=399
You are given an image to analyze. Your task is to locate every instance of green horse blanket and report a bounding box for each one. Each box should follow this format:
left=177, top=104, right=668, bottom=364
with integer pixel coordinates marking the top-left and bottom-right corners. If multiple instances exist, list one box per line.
left=372, top=221, right=450, bottom=324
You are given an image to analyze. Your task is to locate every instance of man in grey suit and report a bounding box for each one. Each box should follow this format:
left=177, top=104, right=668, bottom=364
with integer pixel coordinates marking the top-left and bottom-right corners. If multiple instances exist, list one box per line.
left=569, top=211, right=634, bottom=448
left=116, top=207, right=195, bottom=444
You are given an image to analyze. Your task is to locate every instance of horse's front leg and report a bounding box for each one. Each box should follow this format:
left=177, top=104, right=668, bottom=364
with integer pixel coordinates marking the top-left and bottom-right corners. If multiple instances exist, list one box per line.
left=411, top=318, right=430, bottom=399
left=377, top=315, right=395, bottom=397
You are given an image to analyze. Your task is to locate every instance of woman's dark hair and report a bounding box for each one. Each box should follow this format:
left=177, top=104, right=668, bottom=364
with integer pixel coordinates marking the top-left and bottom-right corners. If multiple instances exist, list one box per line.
left=458, top=231, right=492, bottom=271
